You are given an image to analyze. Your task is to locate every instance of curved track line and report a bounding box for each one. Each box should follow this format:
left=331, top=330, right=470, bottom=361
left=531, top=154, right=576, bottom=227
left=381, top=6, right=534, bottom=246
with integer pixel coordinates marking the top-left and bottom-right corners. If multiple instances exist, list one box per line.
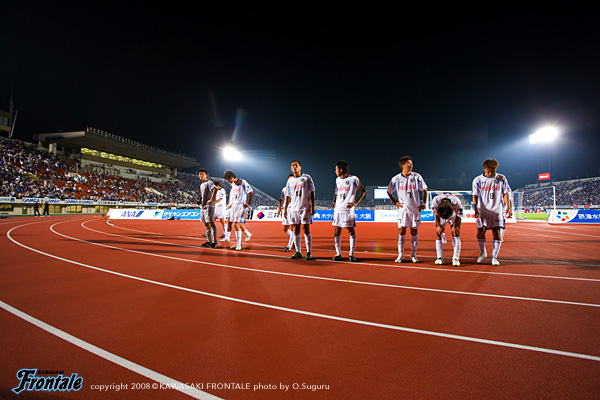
left=104, top=220, right=600, bottom=280
left=0, top=300, right=222, bottom=400
left=6, top=222, right=600, bottom=362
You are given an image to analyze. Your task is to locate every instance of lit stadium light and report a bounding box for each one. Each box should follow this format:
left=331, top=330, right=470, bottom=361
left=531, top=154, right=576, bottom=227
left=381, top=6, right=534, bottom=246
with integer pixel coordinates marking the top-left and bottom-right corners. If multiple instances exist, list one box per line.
left=223, top=146, right=242, bottom=161
left=529, top=126, right=558, bottom=144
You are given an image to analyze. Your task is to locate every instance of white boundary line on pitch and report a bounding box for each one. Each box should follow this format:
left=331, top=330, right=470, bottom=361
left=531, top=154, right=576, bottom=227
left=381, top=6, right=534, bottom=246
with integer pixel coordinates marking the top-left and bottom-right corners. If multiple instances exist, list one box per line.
left=0, top=300, right=222, bottom=400
left=5, top=222, right=600, bottom=363
left=69, top=221, right=600, bottom=307
left=100, top=219, right=600, bottom=283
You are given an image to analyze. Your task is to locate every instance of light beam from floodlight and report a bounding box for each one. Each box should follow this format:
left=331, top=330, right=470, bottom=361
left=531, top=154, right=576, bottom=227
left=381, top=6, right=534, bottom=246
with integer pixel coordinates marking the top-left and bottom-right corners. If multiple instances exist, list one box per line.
left=529, top=127, right=558, bottom=144
left=223, top=146, right=242, bottom=161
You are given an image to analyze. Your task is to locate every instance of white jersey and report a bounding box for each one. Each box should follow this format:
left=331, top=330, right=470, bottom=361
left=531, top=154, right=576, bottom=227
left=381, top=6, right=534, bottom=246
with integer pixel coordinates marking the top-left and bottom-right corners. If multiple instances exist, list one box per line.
left=334, top=175, right=362, bottom=211
left=199, top=180, right=216, bottom=207
left=285, top=174, right=315, bottom=212
left=214, top=188, right=226, bottom=211
left=229, top=179, right=253, bottom=206
left=431, top=194, right=463, bottom=218
left=387, top=172, right=428, bottom=214
left=472, top=173, right=511, bottom=214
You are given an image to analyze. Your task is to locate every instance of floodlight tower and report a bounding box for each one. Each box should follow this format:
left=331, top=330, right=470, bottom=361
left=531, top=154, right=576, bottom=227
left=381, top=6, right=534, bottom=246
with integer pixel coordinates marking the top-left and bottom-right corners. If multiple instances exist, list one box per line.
left=529, top=126, right=559, bottom=209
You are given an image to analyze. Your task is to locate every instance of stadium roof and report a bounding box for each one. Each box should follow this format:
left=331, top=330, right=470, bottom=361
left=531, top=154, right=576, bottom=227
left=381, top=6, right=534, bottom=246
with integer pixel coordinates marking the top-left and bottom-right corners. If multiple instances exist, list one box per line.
left=34, top=128, right=200, bottom=170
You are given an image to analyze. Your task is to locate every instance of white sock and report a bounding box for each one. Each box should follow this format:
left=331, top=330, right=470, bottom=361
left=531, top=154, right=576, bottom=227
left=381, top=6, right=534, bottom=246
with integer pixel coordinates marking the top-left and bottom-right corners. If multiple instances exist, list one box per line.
left=206, top=226, right=213, bottom=243
left=294, top=234, right=301, bottom=253
left=304, top=233, right=312, bottom=253
left=334, top=235, right=342, bottom=256
left=478, top=239, right=486, bottom=254
left=235, top=230, right=242, bottom=246
left=286, top=230, right=295, bottom=248
left=410, top=234, right=418, bottom=257
left=244, top=229, right=251, bottom=236
left=501, top=228, right=506, bottom=241
left=452, top=237, right=461, bottom=259
left=349, top=235, right=356, bottom=257
left=492, top=240, right=502, bottom=258
left=435, top=239, right=444, bottom=259
left=223, top=224, right=228, bottom=235
left=398, top=235, right=405, bottom=258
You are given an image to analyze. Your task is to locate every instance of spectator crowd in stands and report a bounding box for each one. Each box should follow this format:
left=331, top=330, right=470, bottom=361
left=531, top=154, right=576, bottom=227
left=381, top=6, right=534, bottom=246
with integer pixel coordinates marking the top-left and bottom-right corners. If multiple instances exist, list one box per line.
left=1, top=137, right=277, bottom=206
left=2, top=137, right=599, bottom=210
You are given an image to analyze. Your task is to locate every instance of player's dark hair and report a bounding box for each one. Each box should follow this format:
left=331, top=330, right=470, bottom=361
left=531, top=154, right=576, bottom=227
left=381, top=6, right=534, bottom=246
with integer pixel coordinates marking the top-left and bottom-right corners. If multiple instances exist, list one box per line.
left=212, top=180, right=221, bottom=187
left=291, top=160, right=301, bottom=166
left=399, top=156, right=413, bottom=166
left=199, top=168, right=208, bottom=175
left=223, top=170, right=236, bottom=180
left=482, top=158, right=499, bottom=169
left=437, top=200, right=453, bottom=220
left=335, top=160, right=349, bottom=175
left=288, top=173, right=293, bottom=178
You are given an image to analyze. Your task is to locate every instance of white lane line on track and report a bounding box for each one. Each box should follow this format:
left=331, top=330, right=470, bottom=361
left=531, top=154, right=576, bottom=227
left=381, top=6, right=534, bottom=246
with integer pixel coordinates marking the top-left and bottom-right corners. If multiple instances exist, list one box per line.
left=6, top=221, right=600, bottom=362
left=100, top=220, right=600, bottom=283
left=0, top=300, right=222, bottom=400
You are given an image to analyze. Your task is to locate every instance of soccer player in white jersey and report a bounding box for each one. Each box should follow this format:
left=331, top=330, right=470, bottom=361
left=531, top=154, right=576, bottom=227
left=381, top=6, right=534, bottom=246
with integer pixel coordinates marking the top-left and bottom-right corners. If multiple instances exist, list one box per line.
left=431, top=193, right=463, bottom=266
left=283, top=160, right=316, bottom=260
left=332, top=160, right=366, bottom=262
left=199, top=169, right=218, bottom=248
left=223, top=170, right=254, bottom=250
left=472, top=158, right=512, bottom=266
left=213, top=180, right=228, bottom=240
left=277, top=174, right=295, bottom=252
left=387, top=156, right=428, bottom=263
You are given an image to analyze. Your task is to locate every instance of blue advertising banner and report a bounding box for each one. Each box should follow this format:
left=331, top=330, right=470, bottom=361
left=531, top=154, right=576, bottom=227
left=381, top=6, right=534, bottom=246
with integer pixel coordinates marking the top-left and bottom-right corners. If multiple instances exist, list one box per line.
left=161, top=210, right=202, bottom=220
left=312, top=210, right=375, bottom=222
left=548, top=209, right=600, bottom=224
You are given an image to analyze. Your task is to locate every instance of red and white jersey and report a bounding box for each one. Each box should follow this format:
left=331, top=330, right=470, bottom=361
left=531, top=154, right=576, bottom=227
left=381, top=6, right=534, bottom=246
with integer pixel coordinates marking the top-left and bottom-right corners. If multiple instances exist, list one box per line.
left=229, top=179, right=253, bottom=206
left=387, top=172, right=428, bottom=214
left=199, top=180, right=216, bottom=206
left=285, top=174, right=315, bottom=211
left=472, top=173, right=511, bottom=214
left=431, top=194, right=463, bottom=218
left=214, top=188, right=227, bottom=211
left=334, top=175, right=361, bottom=210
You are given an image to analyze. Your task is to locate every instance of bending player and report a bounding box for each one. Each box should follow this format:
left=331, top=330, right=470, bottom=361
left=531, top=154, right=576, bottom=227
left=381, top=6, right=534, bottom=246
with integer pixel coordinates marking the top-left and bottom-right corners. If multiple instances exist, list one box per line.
left=277, top=174, right=295, bottom=252
left=283, top=160, right=316, bottom=260
left=223, top=170, right=254, bottom=250
left=387, top=156, right=428, bottom=263
left=431, top=193, right=463, bottom=266
left=332, top=160, right=366, bottom=262
left=472, top=158, right=512, bottom=265
left=199, top=169, right=218, bottom=248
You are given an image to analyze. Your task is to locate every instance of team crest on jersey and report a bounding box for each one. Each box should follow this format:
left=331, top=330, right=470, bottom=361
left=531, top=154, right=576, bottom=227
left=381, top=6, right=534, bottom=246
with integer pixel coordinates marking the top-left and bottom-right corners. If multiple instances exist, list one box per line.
left=345, top=180, right=350, bottom=186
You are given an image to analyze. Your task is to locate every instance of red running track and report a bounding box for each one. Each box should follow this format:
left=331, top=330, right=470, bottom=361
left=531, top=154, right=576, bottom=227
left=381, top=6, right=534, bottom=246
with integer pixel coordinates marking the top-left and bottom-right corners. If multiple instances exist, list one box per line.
left=1, top=215, right=599, bottom=399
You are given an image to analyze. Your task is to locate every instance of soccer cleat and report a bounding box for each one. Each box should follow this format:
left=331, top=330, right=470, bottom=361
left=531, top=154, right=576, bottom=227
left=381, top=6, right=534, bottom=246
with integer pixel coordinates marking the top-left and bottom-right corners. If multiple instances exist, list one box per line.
left=245, top=232, right=253, bottom=242
left=220, top=237, right=230, bottom=242
left=452, top=258, right=461, bottom=266
left=395, top=256, right=404, bottom=263
left=284, top=246, right=291, bottom=252
left=435, top=258, right=443, bottom=265
left=220, top=234, right=226, bottom=238
left=333, top=255, right=343, bottom=261
left=477, top=251, right=487, bottom=263
left=305, top=252, right=312, bottom=260
left=411, top=256, right=419, bottom=263
left=230, top=245, right=237, bottom=249
left=209, top=242, right=218, bottom=248
left=201, top=242, right=211, bottom=247
left=491, top=257, right=500, bottom=266
left=348, top=255, right=357, bottom=262
left=291, top=252, right=303, bottom=259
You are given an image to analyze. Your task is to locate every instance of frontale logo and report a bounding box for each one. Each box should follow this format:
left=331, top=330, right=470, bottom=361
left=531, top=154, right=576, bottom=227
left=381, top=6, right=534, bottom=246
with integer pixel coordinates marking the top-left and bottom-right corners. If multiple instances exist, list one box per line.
left=12, top=369, right=83, bottom=394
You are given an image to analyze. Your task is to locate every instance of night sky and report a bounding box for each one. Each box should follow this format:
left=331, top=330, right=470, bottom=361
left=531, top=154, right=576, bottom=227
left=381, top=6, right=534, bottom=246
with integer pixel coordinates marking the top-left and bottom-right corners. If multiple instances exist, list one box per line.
left=2, top=4, right=599, bottom=199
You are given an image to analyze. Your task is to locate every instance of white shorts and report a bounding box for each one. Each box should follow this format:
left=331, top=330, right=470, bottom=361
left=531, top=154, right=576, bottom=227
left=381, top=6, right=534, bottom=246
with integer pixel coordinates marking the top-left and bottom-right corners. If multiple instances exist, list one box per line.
left=281, top=208, right=291, bottom=226
left=288, top=209, right=312, bottom=225
left=332, top=208, right=356, bottom=228
left=397, top=209, right=421, bottom=228
left=214, top=206, right=226, bottom=220
left=230, top=204, right=246, bottom=223
left=200, top=206, right=215, bottom=223
left=476, top=209, right=504, bottom=229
